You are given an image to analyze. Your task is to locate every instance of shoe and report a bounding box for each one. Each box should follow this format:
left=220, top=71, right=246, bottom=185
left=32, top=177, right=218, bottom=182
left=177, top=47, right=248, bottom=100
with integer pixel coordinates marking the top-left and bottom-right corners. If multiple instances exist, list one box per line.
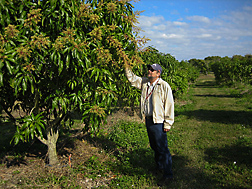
left=157, top=177, right=173, bottom=187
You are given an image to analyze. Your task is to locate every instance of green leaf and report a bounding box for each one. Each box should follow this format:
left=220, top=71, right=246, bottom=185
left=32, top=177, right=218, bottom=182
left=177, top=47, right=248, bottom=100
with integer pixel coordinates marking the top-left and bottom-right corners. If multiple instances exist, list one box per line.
left=22, top=77, right=27, bottom=92
left=14, top=76, right=23, bottom=95
left=90, top=68, right=96, bottom=78
left=58, top=53, right=63, bottom=74
left=52, top=97, right=59, bottom=111
left=27, top=75, right=34, bottom=93
left=5, top=61, right=13, bottom=74
left=14, top=136, right=20, bottom=145
left=0, top=73, right=3, bottom=86
left=66, top=54, right=70, bottom=68
left=95, top=70, right=100, bottom=82
left=62, top=47, right=69, bottom=54
left=51, top=51, right=56, bottom=61
left=36, top=125, right=43, bottom=139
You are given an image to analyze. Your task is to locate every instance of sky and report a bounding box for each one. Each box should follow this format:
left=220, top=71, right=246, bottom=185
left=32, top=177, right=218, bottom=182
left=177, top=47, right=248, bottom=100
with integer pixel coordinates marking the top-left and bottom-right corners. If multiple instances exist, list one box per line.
left=132, top=0, right=252, bottom=61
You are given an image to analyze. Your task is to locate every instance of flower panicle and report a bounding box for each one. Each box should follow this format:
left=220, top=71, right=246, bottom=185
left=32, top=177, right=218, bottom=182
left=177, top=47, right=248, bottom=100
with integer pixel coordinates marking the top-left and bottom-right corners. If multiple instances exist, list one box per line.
left=90, top=105, right=105, bottom=117
left=23, top=62, right=35, bottom=72
left=107, top=2, right=117, bottom=13
left=30, top=34, right=50, bottom=50
left=17, top=46, right=32, bottom=61
left=4, top=25, right=19, bottom=39
left=24, top=8, right=42, bottom=28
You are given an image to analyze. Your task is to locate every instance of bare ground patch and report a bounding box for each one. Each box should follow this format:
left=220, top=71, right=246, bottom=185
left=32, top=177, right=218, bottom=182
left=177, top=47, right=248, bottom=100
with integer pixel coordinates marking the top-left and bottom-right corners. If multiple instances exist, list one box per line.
left=0, top=108, right=142, bottom=188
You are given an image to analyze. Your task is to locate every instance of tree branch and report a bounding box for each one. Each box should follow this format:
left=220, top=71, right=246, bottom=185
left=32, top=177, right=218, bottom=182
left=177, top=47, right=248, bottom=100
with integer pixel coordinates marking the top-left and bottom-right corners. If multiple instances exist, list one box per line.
left=36, top=135, right=48, bottom=145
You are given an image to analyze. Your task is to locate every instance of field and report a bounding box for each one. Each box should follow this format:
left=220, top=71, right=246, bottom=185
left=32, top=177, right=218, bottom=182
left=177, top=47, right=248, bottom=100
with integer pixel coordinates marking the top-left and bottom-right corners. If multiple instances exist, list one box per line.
left=1, top=73, right=252, bottom=188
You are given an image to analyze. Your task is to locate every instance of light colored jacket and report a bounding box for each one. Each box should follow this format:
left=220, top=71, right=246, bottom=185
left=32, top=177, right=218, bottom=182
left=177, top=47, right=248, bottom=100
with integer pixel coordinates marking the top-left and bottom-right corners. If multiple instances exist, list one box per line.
left=125, top=68, right=174, bottom=129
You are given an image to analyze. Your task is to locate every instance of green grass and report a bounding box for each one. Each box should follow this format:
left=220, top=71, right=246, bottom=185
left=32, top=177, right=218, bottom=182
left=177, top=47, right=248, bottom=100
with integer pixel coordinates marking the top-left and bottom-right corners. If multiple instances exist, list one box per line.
left=168, top=74, right=252, bottom=188
left=88, top=73, right=252, bottom=188
left=100, top=74, right=252, bottom=188
left=1, top=73, right=252, bottom=188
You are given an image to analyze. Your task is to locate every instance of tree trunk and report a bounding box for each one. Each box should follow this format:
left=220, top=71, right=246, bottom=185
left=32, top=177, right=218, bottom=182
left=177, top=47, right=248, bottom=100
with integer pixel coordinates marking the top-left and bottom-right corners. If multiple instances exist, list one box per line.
left=46, top=128, right=59, bottom=166
left=36, top=115, right=65, bottom=166
left=37, top=128, right=59, bottom=166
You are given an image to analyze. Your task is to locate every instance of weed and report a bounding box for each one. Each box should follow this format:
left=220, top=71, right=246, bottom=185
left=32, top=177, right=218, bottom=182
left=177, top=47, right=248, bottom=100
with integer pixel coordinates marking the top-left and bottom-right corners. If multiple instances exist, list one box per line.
left=107, top=121, right=149, bottom=151
left=12, top=170, right=20, bottom=174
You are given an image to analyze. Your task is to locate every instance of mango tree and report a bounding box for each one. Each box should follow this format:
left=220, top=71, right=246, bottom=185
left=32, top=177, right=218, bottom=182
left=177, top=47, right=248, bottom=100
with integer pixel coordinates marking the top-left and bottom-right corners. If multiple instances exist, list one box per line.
left=211, top=55, right=252, bottom=85
left=188, top=58, right=209, bottom=74
left=0, top=0, right=147, bottom=165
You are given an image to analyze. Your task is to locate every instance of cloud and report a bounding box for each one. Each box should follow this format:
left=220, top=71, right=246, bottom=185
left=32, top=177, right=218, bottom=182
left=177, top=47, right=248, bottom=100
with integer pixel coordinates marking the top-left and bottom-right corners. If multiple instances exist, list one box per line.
left=197, top=34, right=212, bottom=38
left=244, top=5, right=252, bottom=11
left=173, top=21, right=187, bottom=26
left=161, top=33, right=184, bottom=39
left=186, top=15, right=211, bottom=24
left=136, top=5, right=252, bottom=61
left=153, top=24, right=166, bottom=30
left=138, top=15, right=164, bottom=27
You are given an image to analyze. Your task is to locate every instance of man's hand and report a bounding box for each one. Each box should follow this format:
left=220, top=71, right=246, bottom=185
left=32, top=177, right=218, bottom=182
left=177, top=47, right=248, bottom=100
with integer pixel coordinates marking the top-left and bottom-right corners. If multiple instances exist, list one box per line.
left=124, top=62, right=130, bottom=69
left=164, top=128, right=170, bottom=132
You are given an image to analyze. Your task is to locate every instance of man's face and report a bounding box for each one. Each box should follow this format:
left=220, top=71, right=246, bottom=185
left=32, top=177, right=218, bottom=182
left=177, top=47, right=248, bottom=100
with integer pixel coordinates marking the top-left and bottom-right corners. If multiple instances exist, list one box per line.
left=147, top=67, right=160, bottom=80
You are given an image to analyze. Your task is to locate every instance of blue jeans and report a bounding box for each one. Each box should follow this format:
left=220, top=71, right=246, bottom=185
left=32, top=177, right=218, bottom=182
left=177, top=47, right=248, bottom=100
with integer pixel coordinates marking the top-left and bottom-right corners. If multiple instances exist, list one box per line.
left=146, top=118, right=173, bottom=178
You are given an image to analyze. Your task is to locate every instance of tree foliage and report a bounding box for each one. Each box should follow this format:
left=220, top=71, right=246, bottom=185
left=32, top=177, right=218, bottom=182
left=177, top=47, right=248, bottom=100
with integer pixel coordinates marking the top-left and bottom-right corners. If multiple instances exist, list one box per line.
left=139, top=47, right=199, bottom=98
left=188, top=58, right=209, bottom=74
left=210, top=55, right=252, bottom=85
left=0, top=0, right=147, bottom=165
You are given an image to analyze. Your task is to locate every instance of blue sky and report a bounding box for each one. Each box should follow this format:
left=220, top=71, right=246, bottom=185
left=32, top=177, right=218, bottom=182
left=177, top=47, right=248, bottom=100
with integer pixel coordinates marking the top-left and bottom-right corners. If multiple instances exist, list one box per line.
left=132, top=0, right=252, bottom=61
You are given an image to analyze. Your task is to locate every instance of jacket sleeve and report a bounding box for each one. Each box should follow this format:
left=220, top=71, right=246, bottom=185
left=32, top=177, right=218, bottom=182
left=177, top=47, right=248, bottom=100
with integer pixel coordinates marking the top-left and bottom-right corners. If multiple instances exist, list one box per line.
left=163, top=84, right=174, bottom=130
left=125, top=68, right=143, bottom=90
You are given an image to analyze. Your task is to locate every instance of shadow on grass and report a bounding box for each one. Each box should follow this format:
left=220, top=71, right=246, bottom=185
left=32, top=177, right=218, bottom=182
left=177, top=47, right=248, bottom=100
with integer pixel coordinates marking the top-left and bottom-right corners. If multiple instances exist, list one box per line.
left=0, top=122, right=45, bottom=165
left=0, top=138, right=47, bottom=167
left=82, top=134, right=222, bottom=188
left=195, top=80, right=217, bottom=88
left=194, top=94, right=242, bottom=98
left=205, top=144, right=252, bottom=169
left=180, top=109, right=252, bottom=127
left=204, top=142, right=252, bottom=188
left=0, top=121, right=76, bottom=167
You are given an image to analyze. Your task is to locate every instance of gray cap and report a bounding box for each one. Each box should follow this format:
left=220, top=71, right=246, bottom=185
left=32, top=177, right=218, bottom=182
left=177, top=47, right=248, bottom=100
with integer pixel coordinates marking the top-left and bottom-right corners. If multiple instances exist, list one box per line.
left=147, top=64, right=162, bottom=73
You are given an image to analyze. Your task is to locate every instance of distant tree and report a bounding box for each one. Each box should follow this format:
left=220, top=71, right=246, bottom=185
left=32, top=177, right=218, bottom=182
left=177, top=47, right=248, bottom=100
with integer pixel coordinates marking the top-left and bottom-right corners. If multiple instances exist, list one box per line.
left=204, top=56, right=222, bottom=62
left=245, top=54, right=252, bottom=59
left=204, top=56, right=221, bottom=72
left=189, top=58, right=208, bottom=74
left=211, top=55, right=252, bottom=85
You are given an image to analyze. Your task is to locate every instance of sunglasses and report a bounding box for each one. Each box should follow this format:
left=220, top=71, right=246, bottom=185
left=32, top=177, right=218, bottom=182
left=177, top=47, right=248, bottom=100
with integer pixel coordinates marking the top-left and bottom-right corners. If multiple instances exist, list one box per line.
left=148, top=67, right=156, bottom=72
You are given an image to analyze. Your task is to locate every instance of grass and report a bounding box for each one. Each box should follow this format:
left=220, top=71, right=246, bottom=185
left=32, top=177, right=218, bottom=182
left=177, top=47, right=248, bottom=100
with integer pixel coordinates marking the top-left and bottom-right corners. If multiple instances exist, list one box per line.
left=1, top=73, right=252, bottom=188
left=85, top=73, right=252, bottom=188
left=170, top=74, right=252, bottom=188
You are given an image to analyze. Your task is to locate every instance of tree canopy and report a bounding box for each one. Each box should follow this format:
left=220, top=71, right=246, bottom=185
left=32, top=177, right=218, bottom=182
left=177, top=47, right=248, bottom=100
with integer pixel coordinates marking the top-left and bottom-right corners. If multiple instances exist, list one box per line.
left=0, top=0, right=147, bottom=165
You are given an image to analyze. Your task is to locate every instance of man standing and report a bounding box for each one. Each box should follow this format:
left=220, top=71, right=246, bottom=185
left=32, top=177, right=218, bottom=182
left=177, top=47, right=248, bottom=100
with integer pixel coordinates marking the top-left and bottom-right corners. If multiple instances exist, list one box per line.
left=125, top=63, right=174, bottom=186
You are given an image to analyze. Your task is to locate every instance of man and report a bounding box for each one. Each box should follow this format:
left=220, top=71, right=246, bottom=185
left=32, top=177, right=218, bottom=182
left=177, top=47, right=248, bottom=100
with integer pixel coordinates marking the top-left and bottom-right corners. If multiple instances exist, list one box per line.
left=125, top=63, right=174, bottom=186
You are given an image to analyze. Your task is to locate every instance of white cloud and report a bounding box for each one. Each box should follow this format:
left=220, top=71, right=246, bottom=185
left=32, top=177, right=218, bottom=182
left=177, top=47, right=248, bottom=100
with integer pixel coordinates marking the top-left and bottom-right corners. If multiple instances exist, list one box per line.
left=162, top=33, right=184, bottom=39
left=138, top=15, right=164, bottom=27
left=198, top=34, right=212, bottom=38
left=136, top=5, right=252, bottom=61
left=153, top=24, right=166, bottom=30
left=244, top=5, right=252, bottom=11
left=186, top=15, right=211, bottom=24
left=173, top=21, right=187, bottom=26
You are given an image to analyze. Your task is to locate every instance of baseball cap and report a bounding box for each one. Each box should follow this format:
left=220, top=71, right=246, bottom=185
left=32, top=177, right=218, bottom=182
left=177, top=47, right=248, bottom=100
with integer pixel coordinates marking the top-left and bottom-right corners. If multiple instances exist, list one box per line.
left=147, top=64, right=162, bottom=73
